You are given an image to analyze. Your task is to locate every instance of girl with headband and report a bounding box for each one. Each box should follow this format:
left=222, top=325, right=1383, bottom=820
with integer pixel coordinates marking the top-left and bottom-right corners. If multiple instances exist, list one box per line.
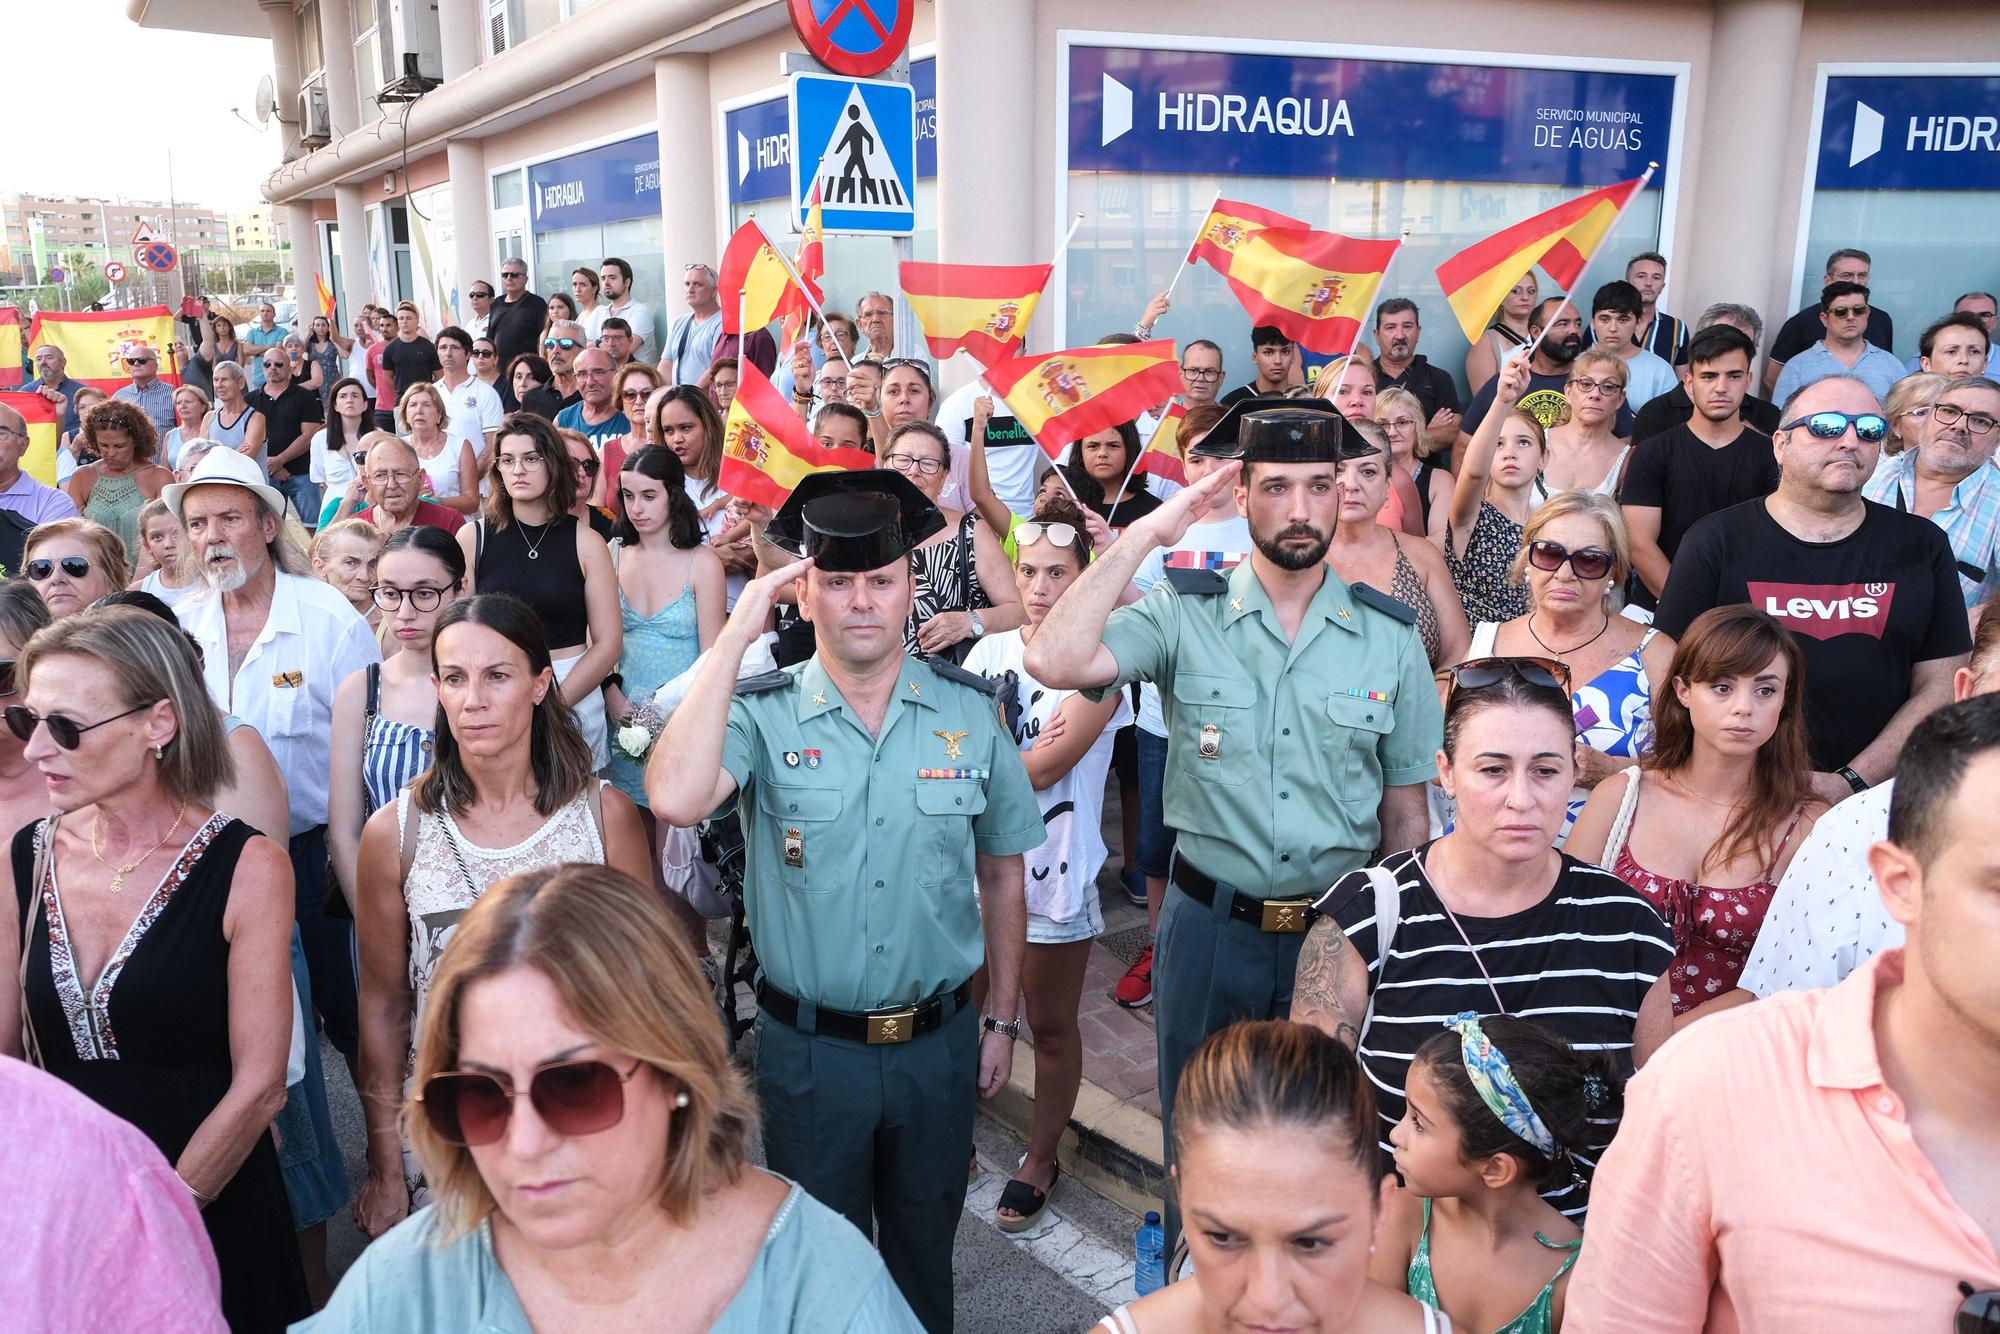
left=1372, top=1014, right=1621, bottom=1334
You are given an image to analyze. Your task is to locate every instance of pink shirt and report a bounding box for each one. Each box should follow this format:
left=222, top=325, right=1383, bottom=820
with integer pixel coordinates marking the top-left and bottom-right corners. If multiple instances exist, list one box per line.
left=1566, top=951, right=2000, bottom=1332
left=0, top=1056, right=224, bottom=1332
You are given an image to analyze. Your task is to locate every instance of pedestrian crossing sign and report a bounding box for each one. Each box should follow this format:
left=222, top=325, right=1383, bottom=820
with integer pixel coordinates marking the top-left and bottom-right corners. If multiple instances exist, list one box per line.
left=789, top=71, right=917, bottom=236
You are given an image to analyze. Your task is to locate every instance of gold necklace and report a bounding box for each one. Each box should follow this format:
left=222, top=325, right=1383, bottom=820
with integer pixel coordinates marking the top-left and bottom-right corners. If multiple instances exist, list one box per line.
left=91, top=799, right=189, bottom=894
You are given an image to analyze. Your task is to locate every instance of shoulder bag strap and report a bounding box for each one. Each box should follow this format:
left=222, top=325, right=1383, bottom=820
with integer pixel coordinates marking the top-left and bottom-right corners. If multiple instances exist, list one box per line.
left=1356, top=864, right=1403, bottom=1040
left=18, top=816, right=59, bottom=1069
left=396, top=790, right=421, bottom=887
left=362, top=663, right=380, bottom=811
left=587, top=780, right=606, bottom=854
left=474, top=517, right=485, bottom=572
left=1599, top=767, right=1644, bottom=871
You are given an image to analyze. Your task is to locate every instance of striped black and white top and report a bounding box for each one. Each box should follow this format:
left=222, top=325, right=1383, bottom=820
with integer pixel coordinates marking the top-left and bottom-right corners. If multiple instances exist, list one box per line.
left=1314, top=842, right=1674, bottom=1221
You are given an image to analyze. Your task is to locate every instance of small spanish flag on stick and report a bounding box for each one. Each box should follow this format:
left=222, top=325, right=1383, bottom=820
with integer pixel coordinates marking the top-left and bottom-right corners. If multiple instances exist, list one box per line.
left=718, top=220, right=802, bottom=336
left=1139, top=402, right=1188, bottom=485
left=718, top=361, right=878, bottom=508
left=1435, top=169, right=1654, bottom=345
left=899, top=261, right=1053, bottom=368
left=983, top=340, right=1184, bottom=457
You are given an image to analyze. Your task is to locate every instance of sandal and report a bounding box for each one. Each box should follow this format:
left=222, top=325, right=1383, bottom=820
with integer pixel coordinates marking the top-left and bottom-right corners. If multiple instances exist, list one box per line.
left=995, top=1164, right=1059, bottom=1234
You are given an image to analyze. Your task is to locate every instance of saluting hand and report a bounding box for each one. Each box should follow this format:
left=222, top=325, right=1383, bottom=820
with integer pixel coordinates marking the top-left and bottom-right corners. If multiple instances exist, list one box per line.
left=1133, top=460, right=1242, bottom=550
left=726, top=556, right=813, bottom=642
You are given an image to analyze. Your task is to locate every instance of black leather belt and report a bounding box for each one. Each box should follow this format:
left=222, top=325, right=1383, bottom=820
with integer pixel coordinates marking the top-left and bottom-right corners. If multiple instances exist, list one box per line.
left=1173, top=859, right=1319, bottom=934
left=756, top=979, right=971, bottom=1045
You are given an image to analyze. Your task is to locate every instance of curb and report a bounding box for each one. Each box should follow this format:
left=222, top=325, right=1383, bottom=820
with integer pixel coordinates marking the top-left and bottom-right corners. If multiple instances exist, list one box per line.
left=980, top=1055, right=1168, bottom=1220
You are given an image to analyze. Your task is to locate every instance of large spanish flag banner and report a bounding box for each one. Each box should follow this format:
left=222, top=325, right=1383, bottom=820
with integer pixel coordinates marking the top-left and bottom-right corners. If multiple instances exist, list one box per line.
left=984, top=340, right=1183, bottom=456
left=718, top=221, right=801, bottom=337
left=1203, top=226, right=1401, bottom=356
left=1435, top=176, right=1647, bottom=344
left=899, top=261, right=1052, bottom=368
left=0, top=309, right=22, bottom=388
left=24, top=306, right=181, bottom=393
left=1187, top=198, right=1309, bottom=269
left=0, top=392, right=63, bottom=486
left=718, top=361, right=878, bottom=508
left=1140, top=401, right=1188, bottom=484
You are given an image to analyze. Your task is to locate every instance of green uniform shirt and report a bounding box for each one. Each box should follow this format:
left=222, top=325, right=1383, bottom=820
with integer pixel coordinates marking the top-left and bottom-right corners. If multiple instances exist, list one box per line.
left=1090, top=558, right=1442, bottom=899
left=722, top=653, right=1044, bottom=1013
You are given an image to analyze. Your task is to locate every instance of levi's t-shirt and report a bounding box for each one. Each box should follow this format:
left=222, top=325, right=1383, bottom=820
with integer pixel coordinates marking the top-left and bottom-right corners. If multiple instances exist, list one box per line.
left=1654, top=499, right=1971, bottom=770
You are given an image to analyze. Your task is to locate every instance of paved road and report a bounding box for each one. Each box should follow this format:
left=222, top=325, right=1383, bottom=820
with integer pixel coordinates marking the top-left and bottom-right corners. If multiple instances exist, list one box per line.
left=317, top=1037, right=1137, bottom=1333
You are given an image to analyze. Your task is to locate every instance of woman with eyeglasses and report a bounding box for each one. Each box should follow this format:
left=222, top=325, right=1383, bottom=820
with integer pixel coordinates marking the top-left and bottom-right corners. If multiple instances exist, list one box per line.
left=22, top=518, right=130, bottom=621
left=311, top=517, right=387, bottom=626
left=0, top=605, right=311, bottom=1328
left=962, top=496, right=1130, bottom=1233
left=1445, top=357, right=1548, bottom=625
left=66, top=398, right=174, bottom=556
left=1326, top=422, right=1469, bottom=671
left=599, top=363, right=667, bottom=511
left=1544, top=351, right=1632, bottom=499
left=311, top=376, right=376, bottom=528
left=164, top=383, right=212, bottom=472
left=322, top=863, right=922, bottom=1330
left=883, top=421, right=1025, bottom=660
left=132, top=498, right=199, bottom=607
left=1374, top=385, right=1456, bottom=549
left=202, top=361, right=268, bottom=470
left=0, top=583, right=52, bottom=841
left=1291, top=657, right=1674, bottom=1224
left=1879, top=371, right=1945, bottom=464
left=350, top=596, right=649, bottom=1237
left=1568, top=606, right=1822, bottom=1029
left=1455, top=493, right=1669, bottom=845
left=556, top=429, right=616, bottom=538
left=1465, top=274, right=1541, bottom=398
left=458, top=415, right=622, bottom=768
left=327, top=525, right=466, bottom=915
left=402, top=382, right=480, bottom=517
left=470, top=337, right=502, bottom=391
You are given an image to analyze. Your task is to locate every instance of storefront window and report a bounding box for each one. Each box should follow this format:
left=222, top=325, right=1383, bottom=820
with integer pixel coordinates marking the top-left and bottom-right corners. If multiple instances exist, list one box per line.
left=525, top=133, right=666, bottom=351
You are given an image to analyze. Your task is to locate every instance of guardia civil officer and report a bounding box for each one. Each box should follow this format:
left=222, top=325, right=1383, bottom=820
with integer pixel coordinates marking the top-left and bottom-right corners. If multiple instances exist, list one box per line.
left=1025, top=402, right=1442, bottom=1243
left=648, top=469, right=1042, bottom=1334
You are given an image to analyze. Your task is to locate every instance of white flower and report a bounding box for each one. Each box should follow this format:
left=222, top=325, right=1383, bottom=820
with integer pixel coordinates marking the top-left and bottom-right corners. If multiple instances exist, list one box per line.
left=615, top=724, right=652, bottom=759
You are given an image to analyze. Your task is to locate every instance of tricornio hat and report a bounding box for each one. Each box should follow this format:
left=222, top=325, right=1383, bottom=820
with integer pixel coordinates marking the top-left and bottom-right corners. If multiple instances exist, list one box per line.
left=160, top=441, right=289, bottom=521
left=1237, top=404, right=1377, bottom=463
left=763, top=469, right=946, bottom=573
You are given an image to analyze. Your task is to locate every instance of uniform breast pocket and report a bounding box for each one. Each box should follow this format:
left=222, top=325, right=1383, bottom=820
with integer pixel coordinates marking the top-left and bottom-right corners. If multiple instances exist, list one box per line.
left=914, top=780, right=987, bottom=885
left=1326, top=695, right=1396, bottom=798
left=755, top=782, right=843, bottom=892
left=1171, top=672, right=1256, bottom=787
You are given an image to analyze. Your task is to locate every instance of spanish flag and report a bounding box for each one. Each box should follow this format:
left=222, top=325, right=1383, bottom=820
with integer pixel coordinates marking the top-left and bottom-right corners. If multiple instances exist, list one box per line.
left=983, top=340, right=1183, bottom=456
left=0, top=308, right=21, bottom=389
left=719, top=221, right=800, bottom=337
left=1187, top=198, right=1309, bottom=269
left=317, top=274, right=336, bottom=320
left=1203, top=226, right=1401, bottom=356
left=24, top=306, right=181, bottom=393
left=0, top=391, right=62, bottom=487
left=779, top=186, right=825, bottom=351
left=1140, top=401, right=1187, bottom=484
left=718, top=361, right=878, bottom=509
left=899, top=261, right=1052, bottom=367
left=1435, top=176, right=1648, bottom=344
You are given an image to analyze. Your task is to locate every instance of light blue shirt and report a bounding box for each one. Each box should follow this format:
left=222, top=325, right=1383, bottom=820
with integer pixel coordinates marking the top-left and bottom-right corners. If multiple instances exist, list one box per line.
left=1773, top=341, right=1909, bottom=408
left=1864, top=451, right=2000, bottom=606
left=1619, top=346, right=1680, bottom=411
left=244, top=323, right=287, bottom=390
left=663, top=309, right=723, bottom=386
left=293, top=1178, right=923, bottom=1333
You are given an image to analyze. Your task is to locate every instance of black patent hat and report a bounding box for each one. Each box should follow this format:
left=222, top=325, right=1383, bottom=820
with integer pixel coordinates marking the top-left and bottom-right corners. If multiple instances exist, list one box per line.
left=1238, top=402, right=1377, bottom=463
left=763, top=468, right=946, bottom=572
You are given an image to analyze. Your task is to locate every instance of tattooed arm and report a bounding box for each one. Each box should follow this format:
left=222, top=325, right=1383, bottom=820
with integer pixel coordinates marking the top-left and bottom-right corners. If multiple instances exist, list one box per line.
left=1291, top=917, right=1370, bottom=1050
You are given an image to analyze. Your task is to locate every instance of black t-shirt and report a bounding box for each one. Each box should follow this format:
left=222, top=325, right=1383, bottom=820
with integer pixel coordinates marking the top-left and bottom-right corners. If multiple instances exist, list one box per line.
left=246, top=383, right=324, bottom=465
left=1771, top=303, right=1895, bottom=363
left=520, top=385, right=582, bottom=421
left=1631, top=385, right=1782, bottom=442
left=1654, top=499, right=1971, bottom=770
left=1461, top=367, right=1636, bottom=439
left=1375, top=355, right=1461, bottom=422
left=1619, top=422, right=1780, bottom=577
left=1091, top=488, right=1164, bottom=532
left=487, top=292, right=549, bottom=370
left=382, top=336, right=442, bottom=400
left=1220, top=382, right=1288, bottom=407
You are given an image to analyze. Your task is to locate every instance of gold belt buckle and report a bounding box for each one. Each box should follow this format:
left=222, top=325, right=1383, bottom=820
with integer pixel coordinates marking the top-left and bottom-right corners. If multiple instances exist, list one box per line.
left=865, top=1006, right=919, bottom=1044
left=1259, top=898, right=1312, bottom=933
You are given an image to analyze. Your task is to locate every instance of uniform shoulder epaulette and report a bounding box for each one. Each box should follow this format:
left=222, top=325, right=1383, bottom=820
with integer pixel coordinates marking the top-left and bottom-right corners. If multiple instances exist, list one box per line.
left=920, top=655, right=1002, bottom=696
left=1348, top=582, right=1419, bottom=627
left=733, top=668, right=793, bottom=695
left=1162, top=567, right=1229, bottom=595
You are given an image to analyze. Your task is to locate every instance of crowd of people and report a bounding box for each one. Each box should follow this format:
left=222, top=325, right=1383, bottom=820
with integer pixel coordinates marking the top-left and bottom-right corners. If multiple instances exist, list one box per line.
left=1, top=237, right=1997, bottom=1334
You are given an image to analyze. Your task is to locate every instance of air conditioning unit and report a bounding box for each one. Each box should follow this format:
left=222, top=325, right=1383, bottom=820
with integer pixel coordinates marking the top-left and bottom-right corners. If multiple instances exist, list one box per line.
left=485, top=0, right=512, bottom=55
left=298, top=82, right=332, bottom=148
left=381, top=0, right=443, bottom=100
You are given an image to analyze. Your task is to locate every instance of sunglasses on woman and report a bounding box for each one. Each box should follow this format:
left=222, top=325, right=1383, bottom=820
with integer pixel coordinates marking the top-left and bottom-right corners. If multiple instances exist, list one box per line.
left=26, top=556, right=91, bottom=582
left=416, top=1058, right=645, bottom=1147
left=4, top=700, right=161, bottom=750
left=1781, top=411, right=1890, bottom=442
left=1015, top=521, right=1080, bottom=548
left=1437, top=655, right=1573, bottom=704
left=1527, top=539, right=1614, bottom=581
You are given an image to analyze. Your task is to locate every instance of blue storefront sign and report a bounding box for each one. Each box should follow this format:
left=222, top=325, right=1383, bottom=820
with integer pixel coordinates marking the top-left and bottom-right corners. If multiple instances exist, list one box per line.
left=529, top=133, right=662, bottom=228
left=1067, top=45, right=1672, bottom=189
left=726, top=56, right=935, bottom=206
left=1814, top=73, right=2000, bottom=192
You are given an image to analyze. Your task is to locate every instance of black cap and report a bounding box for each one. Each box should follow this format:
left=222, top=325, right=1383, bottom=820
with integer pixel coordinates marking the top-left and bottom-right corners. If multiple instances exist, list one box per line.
left=1194, top=395, right=1300, bottom=458
left=763, top=469, right=946, bottom=572
left=1238, top=405, right=1378, bottom=464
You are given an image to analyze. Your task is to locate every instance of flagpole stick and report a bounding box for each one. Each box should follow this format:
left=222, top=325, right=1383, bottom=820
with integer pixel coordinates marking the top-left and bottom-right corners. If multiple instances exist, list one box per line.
left=1519, top=161, right=1659, bottom=365
left=1053, top=212, right=1085, bottom=267
left=1327, top=228, right=1411, bottom=403
left=1159, top=189, right=1224, bottom=309
left=753, top=216, right=853, bottom=374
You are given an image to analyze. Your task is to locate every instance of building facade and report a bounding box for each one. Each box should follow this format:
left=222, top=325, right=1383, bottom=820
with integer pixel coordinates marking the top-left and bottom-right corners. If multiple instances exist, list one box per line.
left=126, top=0, right=2000, bottom=393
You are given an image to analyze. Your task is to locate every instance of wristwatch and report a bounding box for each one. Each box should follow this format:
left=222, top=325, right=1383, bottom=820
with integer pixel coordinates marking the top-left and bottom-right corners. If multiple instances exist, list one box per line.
left=969, top=610, right=986, bottom=639
left=983, top=1015, right=1022, bottom=1040
left=1836, top=765, right=1869, bottom=794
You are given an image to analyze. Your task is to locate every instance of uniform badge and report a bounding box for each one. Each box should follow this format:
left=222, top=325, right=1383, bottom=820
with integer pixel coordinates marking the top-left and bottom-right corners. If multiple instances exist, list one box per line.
left=1337, top=607, right=1352, bottom=621
left=811, top=690, right=827, bottom=706
left=804, top=749, right=821, bottom=769
left=1229, top=597, right=1244, bottom=613
left=783, top=827, right=805, bottom=868
left=935, top=729, right=969, bottom=760
left=783, top=751, right=801, bottom=768
left=906, top=681, right=922, bottom=698
left=1198, top=724, right=1221, bottom=760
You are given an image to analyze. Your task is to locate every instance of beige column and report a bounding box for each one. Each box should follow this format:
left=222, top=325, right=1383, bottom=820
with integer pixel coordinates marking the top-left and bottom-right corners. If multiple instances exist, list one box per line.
left=437, top=0, right=482, bottom=83
left=317, top=0, right=363, bottom=136
left=335, top=182, right=373, bottom=319
left=1682, top=0, right=1806, bottom=343
left=933, top=0, right=1037, bottom=391
left=654, top=53, right=717, bottom=344
left=286, top=201, right=322, bottom=318
left=262, top=0, right=303, bottom=158
left=447, top=138, right=493, bottom=322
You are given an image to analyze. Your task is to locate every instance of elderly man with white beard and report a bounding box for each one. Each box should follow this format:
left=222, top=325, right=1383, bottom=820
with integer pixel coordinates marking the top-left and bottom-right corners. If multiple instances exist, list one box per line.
left=166, top=447, right=381, bottom=1071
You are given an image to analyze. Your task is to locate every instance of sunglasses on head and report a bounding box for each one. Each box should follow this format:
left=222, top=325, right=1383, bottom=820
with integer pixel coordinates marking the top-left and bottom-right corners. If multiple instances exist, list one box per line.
left=1781, top=411, right=1889, bottom=442
left=1015, top=521, right=1080, bottom=549
left=1528, top=539, right=1615, bottom=581
left=26, top=556, right=90, bottom=582
left=1437, top=656, right=1574, bottom=704
left=544, top=337, right=581, bottom=351
left=416, top=1058, right=645, bottom=1146
left=4, top=700, right=159, bottom=750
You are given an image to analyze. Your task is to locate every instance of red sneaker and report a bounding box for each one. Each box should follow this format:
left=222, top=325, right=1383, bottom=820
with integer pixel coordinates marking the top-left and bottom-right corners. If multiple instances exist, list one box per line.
left=1114, top=943, right=1154, bottom=1008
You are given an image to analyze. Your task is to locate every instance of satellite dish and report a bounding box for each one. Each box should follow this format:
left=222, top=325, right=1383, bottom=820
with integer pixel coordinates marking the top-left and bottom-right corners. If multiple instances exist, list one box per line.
left=253, top=75, right=277, bottom=128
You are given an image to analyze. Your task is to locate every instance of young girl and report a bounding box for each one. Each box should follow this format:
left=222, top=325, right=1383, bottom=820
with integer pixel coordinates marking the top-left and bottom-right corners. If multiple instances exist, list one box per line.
left=1445, top=355, right=1548, bottom=624
left=130, top=498, right=198, bottom=607
left=1372, top=1015, right=1619, bottom=1334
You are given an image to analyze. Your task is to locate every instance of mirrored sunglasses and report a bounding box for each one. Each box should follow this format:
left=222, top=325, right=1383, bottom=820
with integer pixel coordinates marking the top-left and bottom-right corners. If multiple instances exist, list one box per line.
left=1782, top=411, right=1889, bottom=442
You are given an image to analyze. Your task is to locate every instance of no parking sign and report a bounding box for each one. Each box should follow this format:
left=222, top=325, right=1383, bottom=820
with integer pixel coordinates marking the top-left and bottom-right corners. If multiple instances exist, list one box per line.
left=785, top=0, right=912, bottom=78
